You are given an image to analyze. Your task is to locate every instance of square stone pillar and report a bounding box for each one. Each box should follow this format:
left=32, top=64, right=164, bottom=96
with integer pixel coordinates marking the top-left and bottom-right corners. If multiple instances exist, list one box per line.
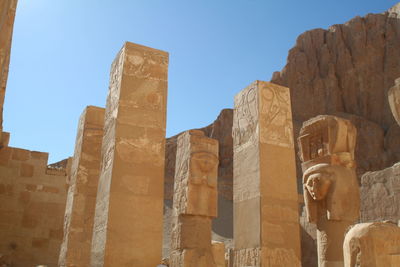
left=91, top=42, right=168, bottom=267
left=170, top=130, right=219, bottom=267
left=232, top=81, right=301, bottom=266
left=0, top=0, right=18, bottom=145
left=59, top=106, right=105, bottom=267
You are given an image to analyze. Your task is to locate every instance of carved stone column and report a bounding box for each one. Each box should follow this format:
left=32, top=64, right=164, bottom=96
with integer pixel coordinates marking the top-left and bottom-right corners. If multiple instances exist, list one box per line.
left=0, top=0, right=18, bottom=145
left=59, top=106, right=104, bottom=267
left=298, top=115, right=359, bottom=267
left=232, top=81, right=301, bottom=266
left=90, top=42, right=168, bottom=267
left=170, top=130, right=219, bottom=267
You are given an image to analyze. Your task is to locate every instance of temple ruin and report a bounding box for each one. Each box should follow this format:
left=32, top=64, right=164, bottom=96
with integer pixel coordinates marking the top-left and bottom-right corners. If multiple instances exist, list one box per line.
left=2, top=1, right=400, bottom=267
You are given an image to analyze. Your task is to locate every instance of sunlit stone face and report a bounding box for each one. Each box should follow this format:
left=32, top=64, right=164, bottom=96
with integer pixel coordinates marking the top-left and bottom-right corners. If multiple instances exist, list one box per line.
left=305, top=172, right=332, bottom=201
left=189, top=151, right=218, bottom=188
left=186, top=151, right=218, bottom=217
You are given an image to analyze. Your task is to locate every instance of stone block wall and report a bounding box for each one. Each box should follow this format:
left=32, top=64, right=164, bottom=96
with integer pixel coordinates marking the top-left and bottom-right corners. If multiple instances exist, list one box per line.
left=0, top=145, right=68, bottom=266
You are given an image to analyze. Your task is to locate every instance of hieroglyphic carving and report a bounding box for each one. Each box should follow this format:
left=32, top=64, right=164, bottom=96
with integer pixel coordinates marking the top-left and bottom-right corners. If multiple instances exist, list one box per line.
left=360, top=162, right=400, bottom=223
left=232, top=248, right=261, bottom=267
left=233, top=81, right=301, bottom=266
left=259, top=83, right=294, bottom=148
left=232, top=82, right=258, bottom=150
left=90, top=42, right=168, bottom=267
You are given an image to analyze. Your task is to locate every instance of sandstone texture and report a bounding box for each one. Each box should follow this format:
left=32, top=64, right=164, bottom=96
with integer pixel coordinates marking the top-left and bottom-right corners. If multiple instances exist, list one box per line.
left=59, top=106, right=104, bottom=267
left=299, top=115, right=360, bottom=267
left=343, top=221, right=400, bottom=267
left=163, top=109, right=233, bottom=257
left=361, top=162, right=400, bottom=223
left=271, top=3, right=400, bottom=184
left=90, top=42, right=168, bottom=267
left=232, top=81, right=301, bottom=266
left=0, top=147, right=69, bottom=266
left=0, top=0, right=17, bottom=146
left=170, top=130, right=219, bottom=266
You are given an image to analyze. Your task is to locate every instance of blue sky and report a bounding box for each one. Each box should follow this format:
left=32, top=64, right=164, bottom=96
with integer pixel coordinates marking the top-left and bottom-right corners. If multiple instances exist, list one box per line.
left=5, top=0, right=399, bottom=163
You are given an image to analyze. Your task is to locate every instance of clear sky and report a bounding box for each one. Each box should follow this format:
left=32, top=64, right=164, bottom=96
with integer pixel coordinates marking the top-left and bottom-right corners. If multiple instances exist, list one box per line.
left=5, top=0, right=399, bottom=163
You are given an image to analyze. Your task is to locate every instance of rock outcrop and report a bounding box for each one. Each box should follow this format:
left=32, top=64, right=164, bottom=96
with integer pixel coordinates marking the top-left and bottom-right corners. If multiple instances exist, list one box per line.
left=272, top=4, right=400, bottom=267
left=272, top=3, right=400, bottom=183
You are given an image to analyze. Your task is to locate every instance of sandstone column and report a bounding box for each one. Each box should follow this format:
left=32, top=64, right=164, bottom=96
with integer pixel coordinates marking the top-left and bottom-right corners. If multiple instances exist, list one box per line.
left=298, top=115, right=359, bottom=267
left=90, top=42, right=168, bottom=267
left=388, top=77, right=400, bottom=125
left=170, top=130, right=219, bottom=267
left=0, top=0, right=18, bottom=146
left=232, top=81, right=301, bottom=266
left=59, top=106, right=105, bottom=267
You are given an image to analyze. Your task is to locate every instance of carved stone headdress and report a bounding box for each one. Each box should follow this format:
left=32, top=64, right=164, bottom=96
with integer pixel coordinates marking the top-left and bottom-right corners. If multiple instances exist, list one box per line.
left=298, top=115, right=357, bottom=172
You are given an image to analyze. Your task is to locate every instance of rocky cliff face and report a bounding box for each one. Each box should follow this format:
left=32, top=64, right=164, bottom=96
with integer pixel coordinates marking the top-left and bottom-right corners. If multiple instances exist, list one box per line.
left=272, top=3, right=400, bottom=183
left=275, top=4, right=400, bottom=267
left=163, top=4, right=400, bottom=265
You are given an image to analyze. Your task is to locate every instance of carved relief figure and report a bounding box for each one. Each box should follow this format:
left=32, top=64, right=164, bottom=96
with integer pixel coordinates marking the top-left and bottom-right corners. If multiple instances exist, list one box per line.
left=343, top=221, right=400, bottom=267
left=259, top=83, right=294, bottom=148
left=170, top=130, right=219, bottom=267
left=187, top=150, right=218, bottom=217
left=298, top=115, right=359, bottom=267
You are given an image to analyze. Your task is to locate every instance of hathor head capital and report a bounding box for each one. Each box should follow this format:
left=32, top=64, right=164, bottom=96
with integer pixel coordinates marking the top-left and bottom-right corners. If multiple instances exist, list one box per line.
left=298, top=115, right=357, bottom=171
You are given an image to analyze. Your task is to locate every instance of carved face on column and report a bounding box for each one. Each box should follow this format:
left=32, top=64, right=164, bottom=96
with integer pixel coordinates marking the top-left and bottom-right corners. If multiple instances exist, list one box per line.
left=186, top=151, right=218, bottom=217
left=302, top=163, right=360, bottom=224
left=304, top=172, right=332, bottom=201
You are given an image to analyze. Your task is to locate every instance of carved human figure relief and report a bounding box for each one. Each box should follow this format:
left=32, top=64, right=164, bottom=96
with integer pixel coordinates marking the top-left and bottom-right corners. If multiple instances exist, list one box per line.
left=170, top=130, right=219, bottom=267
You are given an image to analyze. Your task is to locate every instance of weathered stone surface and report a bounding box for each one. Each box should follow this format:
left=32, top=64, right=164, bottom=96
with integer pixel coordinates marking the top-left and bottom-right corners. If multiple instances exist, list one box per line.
left=59, top=106, right=104, bottom=267
left=361, top=162, right=400, bottom=223
left=170, top=130, right=219, bottom=267
left=0, top=147, right=69, bottom=266
left=343, top=221, right=400, bottom=267
left=232, top=81, right=301, bottom=266
left=299, top=115, right=360, bottom=267
left=211, top=241, right=226, bottom=267
left=163, top=109, right=233, bottom=257
left=90, top=42, right=168, bottom=267
left=0, top=0, right=17, bottom=146
left=271, top=3, right=400, bottom=183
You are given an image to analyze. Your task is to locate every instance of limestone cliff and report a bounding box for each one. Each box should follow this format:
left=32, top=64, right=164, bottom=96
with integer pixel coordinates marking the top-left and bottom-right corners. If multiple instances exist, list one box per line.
left=274, top=4, right=400, bottom=266
left=272, top=3, right=400, bottom=183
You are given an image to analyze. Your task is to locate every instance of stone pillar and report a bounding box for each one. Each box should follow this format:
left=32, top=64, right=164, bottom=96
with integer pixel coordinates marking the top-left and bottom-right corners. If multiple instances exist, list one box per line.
left=232, top=81, right=301, bottom=266
left=170, top=130, right=219, bottom=267
left=0, top=0, right=18, bottom=146
left=58, top=106, right=104, bottom=267
left=90, top=42, right=168, bottom=267
left=343, top=222, right=400, bottom=267
left=388, top=77, right=400, bottom=125
left=211, top=241, right=226, bottom=267
left=298, top=115, right=359, bottom=267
